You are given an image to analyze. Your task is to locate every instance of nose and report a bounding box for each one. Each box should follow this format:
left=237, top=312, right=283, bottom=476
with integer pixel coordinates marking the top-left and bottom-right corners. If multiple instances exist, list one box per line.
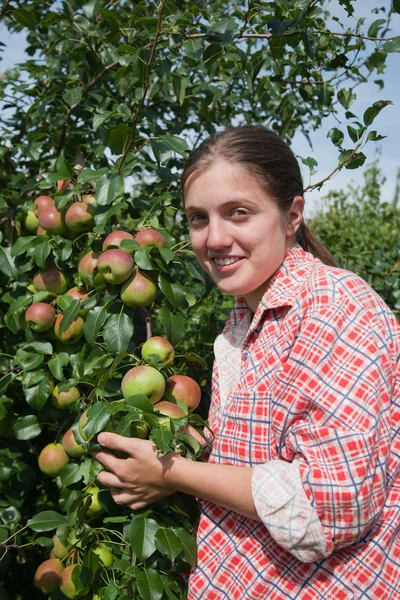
left=206, top=217, right=232, bottom=251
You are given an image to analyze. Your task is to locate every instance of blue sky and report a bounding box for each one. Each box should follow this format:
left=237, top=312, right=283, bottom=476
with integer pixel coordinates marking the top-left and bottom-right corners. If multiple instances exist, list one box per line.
left=0, top=1, right=399, bottom=217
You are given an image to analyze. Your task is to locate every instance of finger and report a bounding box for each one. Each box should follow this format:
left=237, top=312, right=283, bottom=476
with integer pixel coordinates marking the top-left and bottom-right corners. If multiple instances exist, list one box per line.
left=98, top=432, right=138, bottom=454
left=111, top=489, right=137, bottom=506
left=92, top=450, right=126, bottom=473
left=96, top=470, right=125, bottom=489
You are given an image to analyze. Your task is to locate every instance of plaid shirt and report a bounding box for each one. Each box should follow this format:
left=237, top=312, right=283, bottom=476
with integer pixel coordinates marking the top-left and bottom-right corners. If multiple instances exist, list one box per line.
left=188, top=246, right=400, bottom=599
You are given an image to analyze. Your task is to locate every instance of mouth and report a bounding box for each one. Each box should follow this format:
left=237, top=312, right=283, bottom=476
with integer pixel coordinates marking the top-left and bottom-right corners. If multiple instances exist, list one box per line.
left=211, top=256, right=245, bottom=272
left=213, top=256, right=242, bottom=266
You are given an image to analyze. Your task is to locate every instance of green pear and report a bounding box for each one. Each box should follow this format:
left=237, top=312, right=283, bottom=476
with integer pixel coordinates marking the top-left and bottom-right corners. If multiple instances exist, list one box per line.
left=121, top=365, right=165, bottom=404
left=34, top=558, right=64, bottom=594
left=120, top=270, right=157, bottom=307
left=38, top=443, right=69, bottom=477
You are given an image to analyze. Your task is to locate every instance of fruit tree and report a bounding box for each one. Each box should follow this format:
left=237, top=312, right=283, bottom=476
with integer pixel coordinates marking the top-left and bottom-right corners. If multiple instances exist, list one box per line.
left=0, top=1, right=399, bottom=598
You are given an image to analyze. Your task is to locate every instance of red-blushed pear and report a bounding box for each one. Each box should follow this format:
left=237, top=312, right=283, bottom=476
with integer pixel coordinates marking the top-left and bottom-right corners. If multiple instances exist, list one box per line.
left=62, top=428, right=87, bottom=457
left=34, top=558, right=64, bottom=594
left=121, top=365, right=165, bottom=404
left=102, top=230, right=134, bottom=253
left=65, top=201, right=95, bottom=233
left=60, top=564, right=90, bottom=599
left=135, top=228, right=166, bottom=248
left=33, top=266, right=68, bottom=295
left=78, top=251, right=103, bottom=286
left=52, top=385, right=80, bottom=409
left=154, top=400, right=185, bottom=418
left=142, top=336, right=175, bottom=366
left=23, top=210, right=39, bottom=233
left=120, top=270, right=157, bottom=307
left=54, top=314, right=84, bottom=345
left=166, top=374, right=201, bottom=412
left=92, top=545, right=114, bottom=567
left=38, top=205, right=66, bottom=235
left=97, top=249, right=134, bottom=285
left=33, top=195, right=55, bottom=217
left=66, top=287, right=90, bottom=317
left=38, top=443, right=69, bottom=477
left=25, top=302, right=55, bottom=332
left=86, top=485, right=104, bottom=518
left=181, top=424, right=207, bottom=447
left=50, top=534, right=69, bottom=560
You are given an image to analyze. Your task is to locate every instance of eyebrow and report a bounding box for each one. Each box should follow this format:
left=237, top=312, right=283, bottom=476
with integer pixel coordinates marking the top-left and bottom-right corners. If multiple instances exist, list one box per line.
left=185, top=197, right=259, bottom=214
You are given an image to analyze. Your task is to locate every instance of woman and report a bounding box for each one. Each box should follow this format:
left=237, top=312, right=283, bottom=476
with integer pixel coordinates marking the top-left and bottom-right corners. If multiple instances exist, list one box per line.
left=94, top=127, right=400, bottom=599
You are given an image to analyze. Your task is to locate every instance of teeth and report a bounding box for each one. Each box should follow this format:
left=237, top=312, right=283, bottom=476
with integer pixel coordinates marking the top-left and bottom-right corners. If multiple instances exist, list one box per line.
left=214, top=257, right=241, bottom=266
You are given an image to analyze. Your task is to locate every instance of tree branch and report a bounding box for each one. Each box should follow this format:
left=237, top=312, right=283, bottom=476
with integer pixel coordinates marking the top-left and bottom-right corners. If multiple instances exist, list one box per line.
left=304, top=142, right=362, bottom=192
left=0, top=0, right=10, bottom=19
left=118, top=0, right=168, bottom=171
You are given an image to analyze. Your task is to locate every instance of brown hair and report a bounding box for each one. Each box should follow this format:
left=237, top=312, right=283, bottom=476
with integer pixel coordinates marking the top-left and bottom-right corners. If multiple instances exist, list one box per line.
left=181, top=126, right=337, bottom=267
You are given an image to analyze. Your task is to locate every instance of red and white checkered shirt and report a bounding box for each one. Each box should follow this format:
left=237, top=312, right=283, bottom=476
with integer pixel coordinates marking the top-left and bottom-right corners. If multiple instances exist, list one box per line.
left=188, top=246, right=400, bottom=599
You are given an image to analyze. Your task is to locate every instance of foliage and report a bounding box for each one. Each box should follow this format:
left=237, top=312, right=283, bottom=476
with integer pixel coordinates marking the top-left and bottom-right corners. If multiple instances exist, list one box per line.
left=310, top=162, right=400, bottom=317
left=0, top=0, right=399, bottom=598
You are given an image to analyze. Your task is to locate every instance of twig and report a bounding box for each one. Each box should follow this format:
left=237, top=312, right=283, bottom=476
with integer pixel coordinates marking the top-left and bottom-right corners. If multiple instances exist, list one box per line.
left=118, top=0, right=168, bottom=171
left=0, top=0, right=10, bottom=19
left=145, top=309, right=152, bottom=340
left=83, top=60, right=119, bottom=94
left=7, top=206, right=16, bottom=247
left=304, top=142, right=362, bottom=192
left=182, top=30, right=398, bottom=43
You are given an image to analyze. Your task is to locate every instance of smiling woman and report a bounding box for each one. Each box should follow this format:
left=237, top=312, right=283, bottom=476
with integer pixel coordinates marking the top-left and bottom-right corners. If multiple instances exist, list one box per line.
left=96, top=126, right=400, bottom=600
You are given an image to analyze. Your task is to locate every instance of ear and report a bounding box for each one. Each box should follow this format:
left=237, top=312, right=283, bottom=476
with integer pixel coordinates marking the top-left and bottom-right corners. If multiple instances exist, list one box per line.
left=286, top=196, right=304, bottom=237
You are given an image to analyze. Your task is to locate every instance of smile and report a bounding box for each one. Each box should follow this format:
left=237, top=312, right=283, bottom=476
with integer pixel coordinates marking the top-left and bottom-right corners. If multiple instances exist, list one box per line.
left=213, top=257, right=242, bottom=266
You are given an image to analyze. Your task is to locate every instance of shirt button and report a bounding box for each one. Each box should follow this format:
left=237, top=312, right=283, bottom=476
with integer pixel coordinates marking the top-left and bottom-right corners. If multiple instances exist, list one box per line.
left=243, top=352, right=248, bottom=360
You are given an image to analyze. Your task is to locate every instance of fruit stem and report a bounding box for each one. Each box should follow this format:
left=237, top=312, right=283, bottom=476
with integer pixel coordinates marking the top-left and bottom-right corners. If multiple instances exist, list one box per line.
left=145, top=308, right=152, bottom=340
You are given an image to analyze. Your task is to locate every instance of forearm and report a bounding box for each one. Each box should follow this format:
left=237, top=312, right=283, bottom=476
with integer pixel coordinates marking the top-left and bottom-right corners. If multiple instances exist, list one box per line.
left=163, top=454, right=260, bottom=522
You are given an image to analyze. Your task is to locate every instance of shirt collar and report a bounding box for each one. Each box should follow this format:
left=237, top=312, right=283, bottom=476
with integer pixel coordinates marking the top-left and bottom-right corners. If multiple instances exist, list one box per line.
left=224, top=245, right=317, bottom=336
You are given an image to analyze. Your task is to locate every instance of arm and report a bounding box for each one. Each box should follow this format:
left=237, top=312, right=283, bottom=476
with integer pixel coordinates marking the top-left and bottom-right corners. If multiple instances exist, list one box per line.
left=94, top=432, right=260, bottom=520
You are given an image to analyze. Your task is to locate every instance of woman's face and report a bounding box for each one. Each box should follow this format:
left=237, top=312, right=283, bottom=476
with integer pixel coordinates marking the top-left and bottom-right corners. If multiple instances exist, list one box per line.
left=184, top=161, right=303, bottom=312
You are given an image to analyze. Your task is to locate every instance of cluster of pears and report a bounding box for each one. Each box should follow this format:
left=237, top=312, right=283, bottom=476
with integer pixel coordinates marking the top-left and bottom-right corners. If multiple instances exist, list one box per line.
left=36, top=334, right=206, bottom=489
left=34, top=533, right=114, bottom=598
left=24, top=192, right=167, bottom=345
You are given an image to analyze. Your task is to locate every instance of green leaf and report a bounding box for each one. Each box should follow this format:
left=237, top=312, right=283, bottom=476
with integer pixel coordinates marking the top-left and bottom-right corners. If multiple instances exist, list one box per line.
left=25, top=376, right=52, bottom=410
left=158, top=275, right=186, bottom=309
left=129, top=517, right=159, bottom=561
left=0, top=247, right=18, bottom=278
left=118, top=44, right=137, bottom=55
left=13, top=415, right=41, bottom=440
left=15, top=349, right=44, bottom=371
left=103, top=313, right=134, bottom=353
left=81, top=402, right=116, bottom=439
left=344, top=152, right=367, bottom=170
left=171, top=528, right=197, bottom=567
left=83, top=305, right=108, bottom=345
left=337, top=88, right=356, bottom=110
left=83, top=349, right=113, bottom=375
left=363, top=100, right=393, bottom=126
left=59, top=300, right=81, bottom=335
left=34, top=239, right=51, bottom=268
left=12, top=8, right=38, bottom=29
left=77, top=167, right=109, bottom=183
left=155, top=528, right=182, bottom=562
left=63, top=87, right=83, bottom=108
left=11, top=236, right=37, bottom=257
left=159, top=135, right=189, bottom=157
left=150, top=426, right=175, bottom=455
left=28, top=511, right=66, bottom=532
left=299, top=156, right=318, bottom=176
left=203, top=43, right=223, bottom=64
left=367, top=19, right=386, bottom=38
left=157, top=306, right=185, bottom=347
left=108, top=124, right=130, bottom=154
left=136, top=568, right=163, bottom=600
left=383, top=36, right=400, bottom=52
left=134, top=248, right=154, bottom=270
left=212, top=17, right=238, bottom=43
left=182, top=39, right=203, bottom=59
left=96, top=174, right=124, bottom=206
left=59, top=463, right=83, bottom=487
left=48, top=353, right=70, bottom=380
left=56, top=152, right=73, bottom=178
left=393, top=0, right=400, bottom=13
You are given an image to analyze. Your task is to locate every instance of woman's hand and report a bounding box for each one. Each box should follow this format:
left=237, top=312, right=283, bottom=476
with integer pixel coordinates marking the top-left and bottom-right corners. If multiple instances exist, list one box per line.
left=92, top=432, right=179, bottom=510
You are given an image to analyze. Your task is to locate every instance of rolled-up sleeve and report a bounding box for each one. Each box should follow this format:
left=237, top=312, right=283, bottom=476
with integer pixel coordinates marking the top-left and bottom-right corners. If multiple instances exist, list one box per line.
left=254, top=297, right=394, bottom=561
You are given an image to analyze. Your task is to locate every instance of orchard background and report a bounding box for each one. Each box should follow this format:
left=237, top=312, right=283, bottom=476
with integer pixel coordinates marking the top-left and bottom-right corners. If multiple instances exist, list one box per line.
left=0, top=1, right=399, bottom=599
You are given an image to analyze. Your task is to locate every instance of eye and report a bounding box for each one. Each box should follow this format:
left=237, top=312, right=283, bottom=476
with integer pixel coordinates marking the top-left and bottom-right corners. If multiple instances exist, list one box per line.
left=189, top=213, right=207, bottom=224
left=231, top=208, right=249, bottom=217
